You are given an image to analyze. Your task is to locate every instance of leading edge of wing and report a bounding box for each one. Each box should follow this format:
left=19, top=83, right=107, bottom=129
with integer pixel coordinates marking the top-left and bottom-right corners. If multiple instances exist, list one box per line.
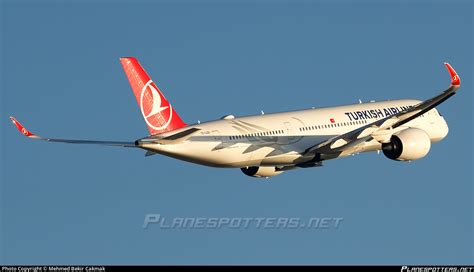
left=9, top=116, right=137, bottom=147
left=305, top=62, right=461, bottom=154
left=391, top=62, right=460, bottom=128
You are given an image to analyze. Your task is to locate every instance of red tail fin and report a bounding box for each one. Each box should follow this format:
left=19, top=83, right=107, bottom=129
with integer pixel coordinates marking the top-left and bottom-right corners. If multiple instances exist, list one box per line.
left=120, top=57, right=186, bottom=135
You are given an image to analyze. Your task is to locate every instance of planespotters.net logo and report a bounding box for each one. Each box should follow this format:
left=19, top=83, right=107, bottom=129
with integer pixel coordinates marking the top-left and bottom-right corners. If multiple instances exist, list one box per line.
left=401, top=267, right=474, bottom=272
left=143, top=214, right=344, bottom=230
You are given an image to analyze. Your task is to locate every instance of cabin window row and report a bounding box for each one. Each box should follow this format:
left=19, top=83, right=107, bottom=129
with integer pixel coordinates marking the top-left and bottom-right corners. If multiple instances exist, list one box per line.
left=299, top=119, right=368, bottom=132
left=228, top=130, right=284, bottom=140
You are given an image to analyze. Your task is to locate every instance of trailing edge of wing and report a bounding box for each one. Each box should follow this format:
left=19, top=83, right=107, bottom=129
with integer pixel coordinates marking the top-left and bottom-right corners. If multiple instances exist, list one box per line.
left=9, top=116, right=137, bottom=147
left=305, top=63, right=461, bottom=154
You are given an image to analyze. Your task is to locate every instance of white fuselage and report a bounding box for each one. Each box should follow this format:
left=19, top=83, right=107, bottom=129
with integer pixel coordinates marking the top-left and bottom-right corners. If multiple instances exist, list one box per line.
left=138, top=99, right=449, bottom=168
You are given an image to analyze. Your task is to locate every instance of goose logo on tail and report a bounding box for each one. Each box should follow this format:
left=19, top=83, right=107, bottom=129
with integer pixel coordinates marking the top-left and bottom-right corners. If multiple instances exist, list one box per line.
left=140, top=80, right=173, bottom=130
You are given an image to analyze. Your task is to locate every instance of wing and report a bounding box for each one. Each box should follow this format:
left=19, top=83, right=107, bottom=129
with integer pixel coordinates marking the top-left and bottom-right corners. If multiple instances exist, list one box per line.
left=305, top=63, right=461, bottom=155
left=9, top=116, right=137, bottom=147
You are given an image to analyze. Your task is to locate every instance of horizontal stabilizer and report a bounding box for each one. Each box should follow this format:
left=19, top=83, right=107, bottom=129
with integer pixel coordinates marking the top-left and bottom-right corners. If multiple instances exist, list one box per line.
left=138, top=127, right=201, bottom=145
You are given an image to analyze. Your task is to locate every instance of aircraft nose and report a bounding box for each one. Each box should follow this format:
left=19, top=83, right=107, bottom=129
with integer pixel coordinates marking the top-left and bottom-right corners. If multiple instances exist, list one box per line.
left=435, top=116, right=449, bottom=142
left=441, top=118, right=449, bottom=139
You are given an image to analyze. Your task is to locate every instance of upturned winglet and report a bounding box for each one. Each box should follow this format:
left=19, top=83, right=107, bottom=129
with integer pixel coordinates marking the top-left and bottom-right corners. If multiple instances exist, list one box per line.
left=444, top=63, right=460, bottom=86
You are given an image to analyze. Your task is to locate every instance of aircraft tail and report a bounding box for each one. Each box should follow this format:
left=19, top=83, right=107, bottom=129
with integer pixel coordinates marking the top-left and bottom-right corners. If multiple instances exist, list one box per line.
left=120, top=57, right=187, bottom=135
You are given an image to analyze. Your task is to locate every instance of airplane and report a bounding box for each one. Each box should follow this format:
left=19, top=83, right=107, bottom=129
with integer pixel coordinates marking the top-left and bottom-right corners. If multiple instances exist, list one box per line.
left=10, top=58, right=461, bottom=178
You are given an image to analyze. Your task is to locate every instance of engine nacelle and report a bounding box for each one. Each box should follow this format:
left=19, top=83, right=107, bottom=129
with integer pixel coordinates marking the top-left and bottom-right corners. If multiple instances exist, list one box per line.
left=240, top=166, right=284, bottom=178
left=382, top=128, right=431, bottom=161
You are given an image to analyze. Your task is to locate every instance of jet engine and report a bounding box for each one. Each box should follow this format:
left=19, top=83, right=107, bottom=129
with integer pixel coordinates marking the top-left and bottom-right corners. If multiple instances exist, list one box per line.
left=382, top=128, right=431, bottom=161
left=240, top=166, right=284, bottom=178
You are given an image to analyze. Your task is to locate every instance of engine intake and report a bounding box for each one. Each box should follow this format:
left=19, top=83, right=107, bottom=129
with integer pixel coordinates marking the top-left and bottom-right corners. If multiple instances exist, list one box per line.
left=240, top=166, right=284, bottom=178
left=382, top=128, right=431, bottom=161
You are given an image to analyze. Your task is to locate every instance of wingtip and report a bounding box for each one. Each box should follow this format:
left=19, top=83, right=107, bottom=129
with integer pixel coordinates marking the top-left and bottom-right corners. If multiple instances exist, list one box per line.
left=9, top=116, right=36, bottom=137
left=444, top=62, right=460, bottom=86
left=119, top=57, right=137, bottom=63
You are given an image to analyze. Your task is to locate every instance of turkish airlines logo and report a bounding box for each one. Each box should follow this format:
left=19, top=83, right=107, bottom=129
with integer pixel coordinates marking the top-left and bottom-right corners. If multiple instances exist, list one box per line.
left=140, top=80, right=173, bottom=131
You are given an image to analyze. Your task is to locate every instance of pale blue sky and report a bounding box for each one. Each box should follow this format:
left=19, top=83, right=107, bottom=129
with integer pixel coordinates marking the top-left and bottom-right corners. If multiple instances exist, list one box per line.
left=1, top=0, right=472, bottom=264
